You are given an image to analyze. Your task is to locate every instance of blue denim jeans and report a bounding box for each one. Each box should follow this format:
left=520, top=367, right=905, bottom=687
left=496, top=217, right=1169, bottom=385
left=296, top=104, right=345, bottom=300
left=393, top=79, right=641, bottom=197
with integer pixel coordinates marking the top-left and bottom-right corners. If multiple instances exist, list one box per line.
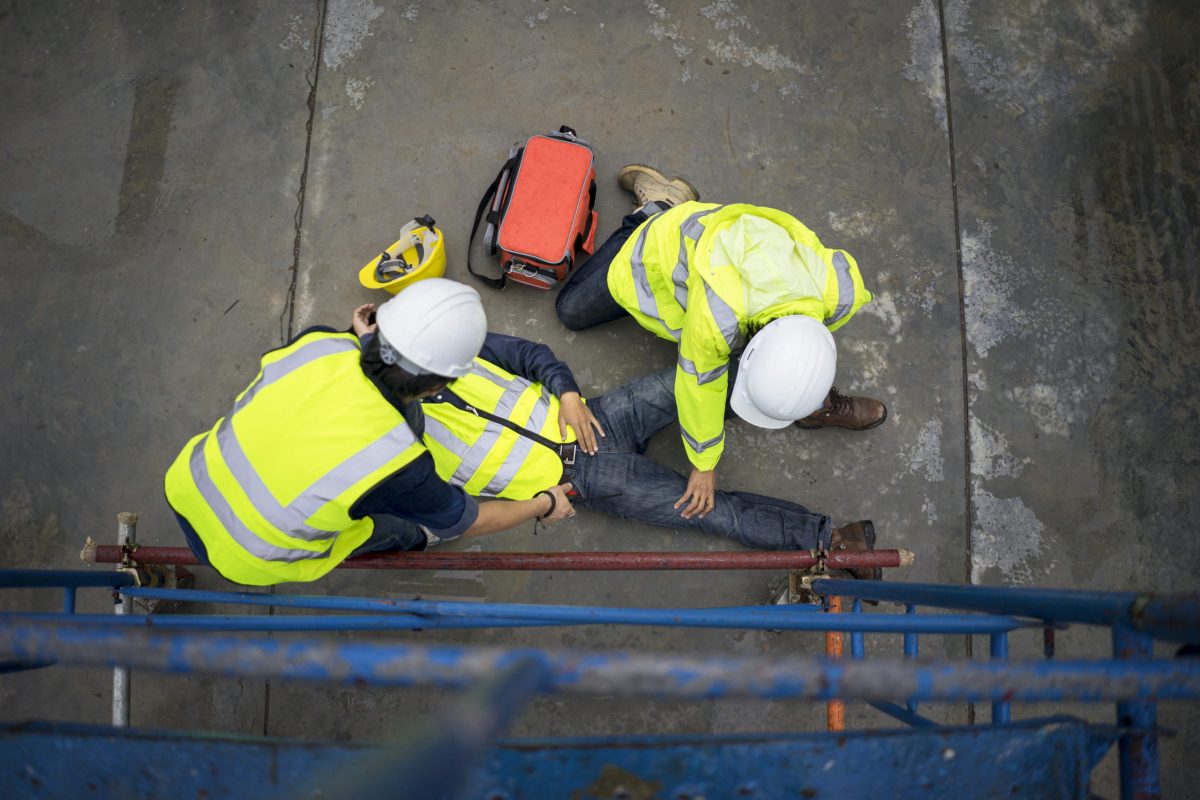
left=556, top=206, right=659, bottom=331
left=570, top=369, right=832, bottom=550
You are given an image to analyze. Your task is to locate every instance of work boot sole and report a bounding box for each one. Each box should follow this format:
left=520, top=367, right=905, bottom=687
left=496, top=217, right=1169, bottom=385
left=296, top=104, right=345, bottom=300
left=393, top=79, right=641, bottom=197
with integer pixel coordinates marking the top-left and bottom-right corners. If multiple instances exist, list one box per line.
left=794, top=404, right=888, bottom=431
left=617, top=164, right=700, bottom=203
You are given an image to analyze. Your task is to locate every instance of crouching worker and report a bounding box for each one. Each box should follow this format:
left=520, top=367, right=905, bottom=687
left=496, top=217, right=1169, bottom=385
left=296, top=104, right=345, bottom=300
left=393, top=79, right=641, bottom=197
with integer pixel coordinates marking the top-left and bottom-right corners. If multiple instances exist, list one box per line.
left=555, top=165, right=888, bottom=520
left=354, top=319, right=881, bottom=578
left=163, top=279, right=575, bottom=586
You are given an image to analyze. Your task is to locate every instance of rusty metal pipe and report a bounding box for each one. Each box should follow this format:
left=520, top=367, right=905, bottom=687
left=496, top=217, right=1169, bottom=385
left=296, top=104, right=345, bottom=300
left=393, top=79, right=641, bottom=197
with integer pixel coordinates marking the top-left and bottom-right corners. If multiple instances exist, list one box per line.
left=88, top=545, right=914, bottom=571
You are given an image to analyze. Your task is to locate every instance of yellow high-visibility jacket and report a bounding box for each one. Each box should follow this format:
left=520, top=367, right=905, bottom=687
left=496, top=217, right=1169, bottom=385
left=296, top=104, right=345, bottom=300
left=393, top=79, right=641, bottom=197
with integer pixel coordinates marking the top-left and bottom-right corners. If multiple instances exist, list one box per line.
left=607, top=202, right=871, bottom=470
left=164, top=331, right=426, bottom=585
left=422, top=357, right=574, bottom=499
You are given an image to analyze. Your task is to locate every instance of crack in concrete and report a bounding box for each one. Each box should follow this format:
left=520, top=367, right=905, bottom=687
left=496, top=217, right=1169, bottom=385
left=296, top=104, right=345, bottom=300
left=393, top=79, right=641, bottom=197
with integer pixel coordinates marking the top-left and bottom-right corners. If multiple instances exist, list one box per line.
left=267, top=0, right=330, bottom=739
left=279, top=0, right=330, bottom=346
left=936, top=0, right=975, bottom=722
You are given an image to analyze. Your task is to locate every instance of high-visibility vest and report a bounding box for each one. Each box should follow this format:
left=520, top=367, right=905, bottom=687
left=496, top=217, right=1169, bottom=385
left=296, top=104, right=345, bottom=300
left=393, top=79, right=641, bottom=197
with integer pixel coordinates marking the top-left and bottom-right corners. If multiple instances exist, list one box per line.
left=421, top=358, right=573, bottom=500
left=607, top=202, right=872, bottom=471
left=164, top=331, right=427, bottom=585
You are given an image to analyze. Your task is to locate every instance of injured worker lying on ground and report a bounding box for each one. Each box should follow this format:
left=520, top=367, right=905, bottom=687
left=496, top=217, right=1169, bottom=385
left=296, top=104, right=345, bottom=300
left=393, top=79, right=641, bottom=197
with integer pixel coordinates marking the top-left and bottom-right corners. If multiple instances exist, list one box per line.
left=165, top=281, right=881, bottom=587
left=380, top=322, right=883, bottom=582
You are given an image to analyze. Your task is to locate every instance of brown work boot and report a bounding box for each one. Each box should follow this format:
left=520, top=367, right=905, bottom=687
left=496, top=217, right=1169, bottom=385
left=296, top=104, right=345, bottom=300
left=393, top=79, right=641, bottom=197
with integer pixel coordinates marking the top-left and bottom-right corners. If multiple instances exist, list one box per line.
left=830, top=520, right=880, bottom=581
left=796, top=387, right=887, bottom=431
left=617, top=164, right=700, bottom=208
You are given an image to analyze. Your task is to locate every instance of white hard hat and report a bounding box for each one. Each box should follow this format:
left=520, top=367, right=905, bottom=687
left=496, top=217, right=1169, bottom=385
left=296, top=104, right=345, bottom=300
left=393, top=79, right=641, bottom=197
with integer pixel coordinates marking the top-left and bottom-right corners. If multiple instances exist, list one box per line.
left=730, top=315, right=836, bottom=429
left=374, top=278, right=487, bottom=378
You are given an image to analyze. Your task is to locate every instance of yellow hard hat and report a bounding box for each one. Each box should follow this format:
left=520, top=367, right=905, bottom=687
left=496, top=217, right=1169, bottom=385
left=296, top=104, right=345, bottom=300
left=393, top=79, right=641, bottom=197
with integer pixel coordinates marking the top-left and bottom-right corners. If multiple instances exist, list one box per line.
left=359, top=215, right=446, bottom=294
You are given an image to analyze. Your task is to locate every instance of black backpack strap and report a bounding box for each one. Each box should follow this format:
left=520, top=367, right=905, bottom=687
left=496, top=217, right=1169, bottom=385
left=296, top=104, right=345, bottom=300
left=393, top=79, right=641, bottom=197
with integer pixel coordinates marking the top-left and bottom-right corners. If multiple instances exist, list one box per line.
left=582, top=179, right=597, bottom=240
left=467, top=153, right=521, bottom=290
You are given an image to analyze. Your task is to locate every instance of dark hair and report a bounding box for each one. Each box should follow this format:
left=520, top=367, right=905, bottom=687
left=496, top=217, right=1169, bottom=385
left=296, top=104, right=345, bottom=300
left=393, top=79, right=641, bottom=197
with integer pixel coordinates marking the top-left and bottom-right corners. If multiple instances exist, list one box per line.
left=360, top=334, right=451, bottom=400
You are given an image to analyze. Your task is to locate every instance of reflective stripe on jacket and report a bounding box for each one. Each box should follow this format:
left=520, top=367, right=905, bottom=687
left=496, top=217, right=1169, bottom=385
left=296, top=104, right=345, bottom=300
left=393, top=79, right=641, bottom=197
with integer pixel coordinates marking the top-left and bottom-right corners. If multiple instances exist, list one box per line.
left=422, top=358, right=573, bottom=500
left=606, top=202, right=872, bottom=470
left=164, top=331, right=426, bottom=585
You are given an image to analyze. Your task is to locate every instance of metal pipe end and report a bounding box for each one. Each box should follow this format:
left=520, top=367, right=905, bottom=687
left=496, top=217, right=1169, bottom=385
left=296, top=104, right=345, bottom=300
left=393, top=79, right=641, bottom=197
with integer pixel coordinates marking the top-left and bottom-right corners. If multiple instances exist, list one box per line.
left=117, top=512, right=139, bottom=526
left=898, top=549, right=916, bottom=568
left=80, top=537, right=98, bottom=565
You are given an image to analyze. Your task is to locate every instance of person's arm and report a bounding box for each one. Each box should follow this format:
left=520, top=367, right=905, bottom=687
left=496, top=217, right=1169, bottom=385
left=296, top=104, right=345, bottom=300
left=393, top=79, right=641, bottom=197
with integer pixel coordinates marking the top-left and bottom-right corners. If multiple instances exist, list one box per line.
left=353, top=454, right=574, bottom=543
left=478, top=332, right=580, bottom=395
left=478, top=332, right=605, bottom=454
left=465, top=484, right=574, bottom=537
left=351, top=303, right=377, bottom=337
left=673, top=324, right=731, bottom=519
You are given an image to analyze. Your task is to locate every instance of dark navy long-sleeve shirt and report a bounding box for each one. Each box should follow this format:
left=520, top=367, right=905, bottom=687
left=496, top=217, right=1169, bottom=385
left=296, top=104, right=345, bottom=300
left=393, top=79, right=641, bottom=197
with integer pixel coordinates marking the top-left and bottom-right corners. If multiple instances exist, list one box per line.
left=475, top=332, right=580, bottom=397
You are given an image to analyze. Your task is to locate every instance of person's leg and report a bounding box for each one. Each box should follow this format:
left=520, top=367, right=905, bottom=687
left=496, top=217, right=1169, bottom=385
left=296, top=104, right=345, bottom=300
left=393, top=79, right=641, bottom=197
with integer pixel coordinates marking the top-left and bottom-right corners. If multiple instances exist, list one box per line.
left=586, top=368, right=677, bottom=454
left=573, top=449, right=832, bottom=551
left=350, top=515, right=428, bottom=556
left=556, top=204, right=669, bottom=331
left=175, top=512, right=212, bottom=566
left=588, top=358, right=742, bottom=454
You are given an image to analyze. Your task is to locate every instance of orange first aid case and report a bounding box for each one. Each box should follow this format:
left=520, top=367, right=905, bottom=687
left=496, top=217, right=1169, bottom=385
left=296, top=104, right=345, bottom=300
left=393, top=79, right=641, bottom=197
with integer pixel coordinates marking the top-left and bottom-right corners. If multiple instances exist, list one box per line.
left=469, top=126, right=598, bottom=290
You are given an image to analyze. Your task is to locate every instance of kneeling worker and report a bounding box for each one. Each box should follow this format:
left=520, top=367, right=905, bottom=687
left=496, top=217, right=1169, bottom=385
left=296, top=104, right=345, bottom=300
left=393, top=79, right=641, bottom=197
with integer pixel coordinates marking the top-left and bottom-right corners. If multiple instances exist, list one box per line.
left=556, top=167, right=888, bottom=520
left=347, top=317, right=881, bottom=579
left=163, top=279, right=575, bottom=586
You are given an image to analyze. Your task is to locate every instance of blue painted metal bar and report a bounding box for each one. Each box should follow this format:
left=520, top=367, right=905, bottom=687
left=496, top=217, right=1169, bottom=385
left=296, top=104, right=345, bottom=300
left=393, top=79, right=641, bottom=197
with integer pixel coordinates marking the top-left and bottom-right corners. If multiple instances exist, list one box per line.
left=62, top=588, right=76, bottom=615
left=866, top=700, right=938, bottom=728
left=0, top=719, right=1119, bottom=800
left=904, top=604, right=919, bottom=714
left=0, top=613, right=560, bottom=632
left=2, top=621, right=1199, bottom=703
left=112, top=588, right=1029, bottom=634
left=0, top=608, right=1030, bottom=634
left=903, top=605, right=920, bottom=658
left=850, top=598, right=864, bottom=659
left=991, top=633, right=1012, bottom=724
left=0, top=569, right=134, bottom=590
left=814, top=580, right=1200, bottom=642
left=1113, top=624, right=1161, bottom=800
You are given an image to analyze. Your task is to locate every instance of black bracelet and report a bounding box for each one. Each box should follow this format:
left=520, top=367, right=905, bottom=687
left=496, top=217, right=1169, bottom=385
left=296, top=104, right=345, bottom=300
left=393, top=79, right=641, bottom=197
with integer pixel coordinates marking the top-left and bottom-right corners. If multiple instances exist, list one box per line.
left=535, top=489, right=556, bottom=520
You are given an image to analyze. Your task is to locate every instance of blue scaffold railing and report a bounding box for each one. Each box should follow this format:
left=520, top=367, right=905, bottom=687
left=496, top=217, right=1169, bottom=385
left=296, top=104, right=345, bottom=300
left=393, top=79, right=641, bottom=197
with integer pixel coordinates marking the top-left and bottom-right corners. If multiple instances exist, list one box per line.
left=0, top=515, right=1196, bottom=800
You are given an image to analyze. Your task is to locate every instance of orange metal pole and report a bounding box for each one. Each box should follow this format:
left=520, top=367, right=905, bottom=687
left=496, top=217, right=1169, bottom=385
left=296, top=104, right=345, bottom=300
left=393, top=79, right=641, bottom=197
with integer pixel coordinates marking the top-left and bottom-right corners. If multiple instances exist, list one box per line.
left=825, top=594, right=846, bottom=731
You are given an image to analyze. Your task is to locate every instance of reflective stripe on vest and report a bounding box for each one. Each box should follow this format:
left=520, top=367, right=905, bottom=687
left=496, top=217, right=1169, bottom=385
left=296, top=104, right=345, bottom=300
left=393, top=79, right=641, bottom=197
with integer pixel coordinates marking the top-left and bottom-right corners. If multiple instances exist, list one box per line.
left=426, top=363, right=551, bottom=496
left=681, top=425, right=725, bottom=454
left=233, top=336, right=356, bottom=413
left=672, top=207, right=717, bottom=308
left=827, top=251, right=855, bottom=327
left=677, top=352, right=729, bottom=385
left=187, top=436, right=329, bottom=563
left=422, top=359, right=565, bottom=500
left=630, top=216, right=682, bottom=339
left=629, top=205, right=744, bottom=353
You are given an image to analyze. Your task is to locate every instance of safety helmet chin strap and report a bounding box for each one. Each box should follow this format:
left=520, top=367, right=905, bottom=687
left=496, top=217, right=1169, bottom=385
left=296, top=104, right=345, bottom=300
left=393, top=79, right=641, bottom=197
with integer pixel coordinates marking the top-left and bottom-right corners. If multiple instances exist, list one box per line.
left=375, top=218, right=439, bottom=280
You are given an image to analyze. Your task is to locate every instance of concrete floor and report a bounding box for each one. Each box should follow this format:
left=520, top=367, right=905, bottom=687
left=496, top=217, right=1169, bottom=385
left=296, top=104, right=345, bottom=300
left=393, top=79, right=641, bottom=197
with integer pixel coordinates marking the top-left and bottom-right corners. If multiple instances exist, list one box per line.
left=1, top=0, right=1196, bottom=795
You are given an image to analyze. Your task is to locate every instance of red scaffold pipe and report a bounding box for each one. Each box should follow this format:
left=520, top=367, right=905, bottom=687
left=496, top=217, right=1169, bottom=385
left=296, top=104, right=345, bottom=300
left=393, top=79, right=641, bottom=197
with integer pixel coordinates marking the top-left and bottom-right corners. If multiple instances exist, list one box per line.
left=87, top=544, right=915, bottom=571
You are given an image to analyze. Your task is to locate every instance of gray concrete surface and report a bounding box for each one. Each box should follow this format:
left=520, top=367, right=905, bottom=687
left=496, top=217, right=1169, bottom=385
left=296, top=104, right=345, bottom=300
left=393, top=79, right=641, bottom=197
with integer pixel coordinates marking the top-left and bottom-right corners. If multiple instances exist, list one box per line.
left=0, top=0, right=1196, bottom=796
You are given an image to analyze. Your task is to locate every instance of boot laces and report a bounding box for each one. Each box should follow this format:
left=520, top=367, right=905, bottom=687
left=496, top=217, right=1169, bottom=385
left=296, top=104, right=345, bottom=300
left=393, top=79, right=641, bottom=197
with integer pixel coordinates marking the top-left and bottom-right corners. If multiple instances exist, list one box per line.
left=825, top=386, right=853, bottom=416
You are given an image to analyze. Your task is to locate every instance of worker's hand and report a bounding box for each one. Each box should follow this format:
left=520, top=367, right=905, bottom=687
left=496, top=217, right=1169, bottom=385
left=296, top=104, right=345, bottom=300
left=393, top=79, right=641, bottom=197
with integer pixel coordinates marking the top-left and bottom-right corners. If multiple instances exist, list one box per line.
left=558, top=391, right=605, bottom=455
left=675, top=468, right=716, bottom=520
left=539, top=482, right=576, bottom=523
left=352, top=303, right=377, bottom=337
